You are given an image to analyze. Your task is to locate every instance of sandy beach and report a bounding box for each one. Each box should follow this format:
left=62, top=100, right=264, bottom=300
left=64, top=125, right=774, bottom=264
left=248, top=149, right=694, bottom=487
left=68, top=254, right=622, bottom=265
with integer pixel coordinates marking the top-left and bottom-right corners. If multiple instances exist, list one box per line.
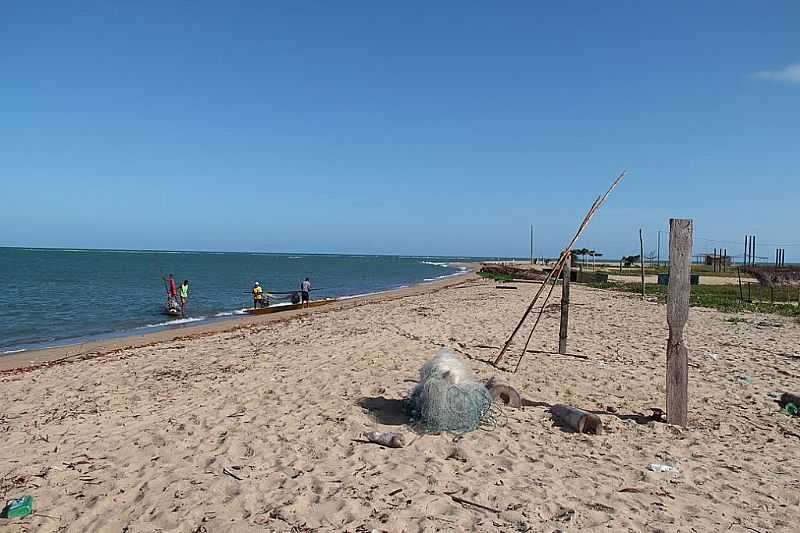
left=2, top=274, right=799, bottom=532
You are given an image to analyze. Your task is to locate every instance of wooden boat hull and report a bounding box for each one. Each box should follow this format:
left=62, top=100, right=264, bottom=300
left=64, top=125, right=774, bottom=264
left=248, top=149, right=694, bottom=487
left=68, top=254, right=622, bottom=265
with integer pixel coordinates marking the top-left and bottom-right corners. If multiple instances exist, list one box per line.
left=244, top=299, right=333, bottom=315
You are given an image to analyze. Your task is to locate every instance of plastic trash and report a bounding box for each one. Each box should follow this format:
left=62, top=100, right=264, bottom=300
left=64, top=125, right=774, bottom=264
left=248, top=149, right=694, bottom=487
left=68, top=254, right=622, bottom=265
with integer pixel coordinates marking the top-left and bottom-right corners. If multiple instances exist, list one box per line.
left=647, top=463, right=676, bottom=473
left=733, top=375, right=752, bottom=385
left=782, top=403, right=798, bottom=416
left=2, top=495, right=33, bottom=519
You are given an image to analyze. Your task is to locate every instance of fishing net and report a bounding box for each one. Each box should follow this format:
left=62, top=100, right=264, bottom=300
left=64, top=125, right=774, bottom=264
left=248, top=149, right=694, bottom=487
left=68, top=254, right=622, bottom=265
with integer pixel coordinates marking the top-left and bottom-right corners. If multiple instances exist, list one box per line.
left=406, top=348, right=496, bottom=434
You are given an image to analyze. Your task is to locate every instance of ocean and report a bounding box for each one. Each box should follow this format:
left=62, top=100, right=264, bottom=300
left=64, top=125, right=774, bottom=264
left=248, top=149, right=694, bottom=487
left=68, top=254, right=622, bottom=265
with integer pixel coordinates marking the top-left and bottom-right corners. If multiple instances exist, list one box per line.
left=0, top=247, right=487, bottom=354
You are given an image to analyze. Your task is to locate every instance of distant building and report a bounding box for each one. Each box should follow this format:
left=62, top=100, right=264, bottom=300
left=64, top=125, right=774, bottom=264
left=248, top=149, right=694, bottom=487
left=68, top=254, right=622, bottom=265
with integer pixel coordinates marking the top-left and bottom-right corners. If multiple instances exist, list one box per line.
left=703, top=254, right=732, bottom=267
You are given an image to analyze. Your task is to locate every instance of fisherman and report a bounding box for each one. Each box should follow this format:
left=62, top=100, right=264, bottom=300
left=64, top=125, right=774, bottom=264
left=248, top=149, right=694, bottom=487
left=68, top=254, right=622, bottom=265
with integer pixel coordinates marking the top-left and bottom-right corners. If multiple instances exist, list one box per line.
left=252, top=281, right=264, bottom=308
left=179, top=280, right=190, bottom=317
left=301, top=277, right=312, bottom=308
left=166, top=274, right=177, bottom=299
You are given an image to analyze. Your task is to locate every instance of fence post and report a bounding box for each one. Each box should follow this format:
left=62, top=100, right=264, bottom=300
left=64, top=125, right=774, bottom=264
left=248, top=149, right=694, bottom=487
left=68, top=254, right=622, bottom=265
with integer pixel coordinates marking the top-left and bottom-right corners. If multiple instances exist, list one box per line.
left=639, top=229, right=645, bottom=300
left=666, top=218, right=692, bottom=427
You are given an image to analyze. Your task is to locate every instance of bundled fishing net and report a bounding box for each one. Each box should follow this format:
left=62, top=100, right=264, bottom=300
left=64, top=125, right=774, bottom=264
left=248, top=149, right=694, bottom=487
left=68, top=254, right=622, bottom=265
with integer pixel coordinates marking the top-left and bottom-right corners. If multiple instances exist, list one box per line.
left=406, top=348, right=495, bottom=434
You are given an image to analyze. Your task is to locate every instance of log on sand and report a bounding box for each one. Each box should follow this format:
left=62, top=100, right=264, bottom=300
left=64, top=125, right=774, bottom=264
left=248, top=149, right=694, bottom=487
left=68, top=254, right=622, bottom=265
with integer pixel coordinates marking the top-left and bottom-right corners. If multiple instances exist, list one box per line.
left=485, top=376, right=522, bottom=408
left=550, top=404, right=603, bottom=434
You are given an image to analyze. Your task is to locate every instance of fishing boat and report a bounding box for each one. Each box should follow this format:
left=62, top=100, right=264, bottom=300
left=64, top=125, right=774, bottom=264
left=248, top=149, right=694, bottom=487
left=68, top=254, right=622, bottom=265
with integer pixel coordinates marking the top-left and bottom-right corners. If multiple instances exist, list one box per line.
left=164, top=297, right=182, bottom=316
left=244, top=299, right=333, bottom=315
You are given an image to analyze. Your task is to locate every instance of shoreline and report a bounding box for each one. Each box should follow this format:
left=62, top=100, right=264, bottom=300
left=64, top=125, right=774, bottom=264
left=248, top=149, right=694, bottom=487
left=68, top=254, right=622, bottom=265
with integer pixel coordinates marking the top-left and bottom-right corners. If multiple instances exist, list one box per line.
left=0, top=267, right=479, bottom=373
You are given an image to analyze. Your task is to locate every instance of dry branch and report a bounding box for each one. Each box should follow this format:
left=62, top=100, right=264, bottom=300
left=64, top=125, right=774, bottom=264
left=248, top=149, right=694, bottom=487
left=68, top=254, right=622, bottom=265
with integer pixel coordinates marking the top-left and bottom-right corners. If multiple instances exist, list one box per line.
left=494, top=170, right=627, bottom=370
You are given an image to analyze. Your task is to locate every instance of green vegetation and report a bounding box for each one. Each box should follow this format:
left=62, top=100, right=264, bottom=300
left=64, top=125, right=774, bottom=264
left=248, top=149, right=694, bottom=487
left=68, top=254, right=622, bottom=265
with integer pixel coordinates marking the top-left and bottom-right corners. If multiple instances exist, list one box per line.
left=621, top=255, right=641, bottom=268
left=607, top=265, right=744, bottom=278
left=585, top=280, right=800, bottom=318
left=477, top=271, right=514, bottom=282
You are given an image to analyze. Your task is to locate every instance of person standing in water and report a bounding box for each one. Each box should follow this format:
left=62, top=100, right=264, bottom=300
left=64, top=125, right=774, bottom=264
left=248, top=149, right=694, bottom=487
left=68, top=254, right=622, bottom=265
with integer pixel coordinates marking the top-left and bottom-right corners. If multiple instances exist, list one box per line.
left=301, top=277, right=311, bottom=308
left=252, top=281, right=264, bottom=308
left=166, top=274, right=177, bottom=299
left=179, top=280, right=190, bottom=317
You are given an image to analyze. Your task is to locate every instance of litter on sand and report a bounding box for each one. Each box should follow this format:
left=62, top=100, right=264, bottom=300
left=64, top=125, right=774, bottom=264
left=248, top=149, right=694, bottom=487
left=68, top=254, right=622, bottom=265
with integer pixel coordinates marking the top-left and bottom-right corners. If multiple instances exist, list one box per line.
left=363, top=431, right=406, bottom=448
left=647, top=463, right=677, bottom=473
left=2, top=496, right=33, bottom=519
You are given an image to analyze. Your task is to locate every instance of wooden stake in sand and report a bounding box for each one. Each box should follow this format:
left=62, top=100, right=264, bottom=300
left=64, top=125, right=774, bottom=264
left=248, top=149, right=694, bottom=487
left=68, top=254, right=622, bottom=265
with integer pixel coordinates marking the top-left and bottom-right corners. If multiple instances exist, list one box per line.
left=666, top=218, right=692, bottom=427
left=639, top=228, right=645, bottom=300
left=558, top=252, right=571, bottom=355
left=494, top=170, right=627, bottom=370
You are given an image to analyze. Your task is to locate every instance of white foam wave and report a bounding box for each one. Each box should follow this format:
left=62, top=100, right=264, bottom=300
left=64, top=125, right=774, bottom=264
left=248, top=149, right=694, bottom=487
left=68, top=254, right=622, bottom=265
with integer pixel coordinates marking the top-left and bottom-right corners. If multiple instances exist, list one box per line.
left=424, top=270, right=470, bottom=282
left=1, top=348, right=26, bottom=354
left=140, top=316, right=206, bottom=329
left=420, top=261, right=449, bottom=268
left=213, top=309, right=248, bottom=317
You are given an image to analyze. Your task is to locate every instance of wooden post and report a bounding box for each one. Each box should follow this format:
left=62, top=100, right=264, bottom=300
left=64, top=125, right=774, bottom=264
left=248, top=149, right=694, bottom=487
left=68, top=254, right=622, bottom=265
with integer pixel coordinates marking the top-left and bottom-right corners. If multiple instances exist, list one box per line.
left=639, top=228, right=645, bottom=300
left=737, top=268, right=744, bottom=302
left=743, top=235, right=748, bottom=266
left=666, top=218, right=692, bottom=427
left=657, top=230, right=661, bottom=269
left=559, top=253, right=571, bottom=354
left=530, top=225, right=534, bottom=265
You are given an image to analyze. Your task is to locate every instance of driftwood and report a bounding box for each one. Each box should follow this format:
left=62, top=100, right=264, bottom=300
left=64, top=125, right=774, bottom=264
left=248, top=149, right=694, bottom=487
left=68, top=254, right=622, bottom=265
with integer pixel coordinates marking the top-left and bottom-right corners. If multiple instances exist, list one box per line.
left=485, top=376, right=521, bottom=408
left=363, top=431, right=406, bottom=448
left=479, top=264, right=547, bottom=281
left=445, top=492, right=501, bottom=514
left=550, top=404, right=603, bottom=434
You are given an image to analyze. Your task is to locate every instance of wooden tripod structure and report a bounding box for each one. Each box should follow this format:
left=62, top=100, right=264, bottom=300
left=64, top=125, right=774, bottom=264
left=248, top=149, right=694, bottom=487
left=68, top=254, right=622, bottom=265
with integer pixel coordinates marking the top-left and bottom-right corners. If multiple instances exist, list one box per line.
left=494, top=170, right=627, bottom=372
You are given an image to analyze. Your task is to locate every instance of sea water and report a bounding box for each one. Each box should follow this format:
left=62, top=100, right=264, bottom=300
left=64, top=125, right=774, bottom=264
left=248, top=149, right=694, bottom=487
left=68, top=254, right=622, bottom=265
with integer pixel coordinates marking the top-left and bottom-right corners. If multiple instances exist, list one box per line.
left=0, top=247, right=489, bottom=354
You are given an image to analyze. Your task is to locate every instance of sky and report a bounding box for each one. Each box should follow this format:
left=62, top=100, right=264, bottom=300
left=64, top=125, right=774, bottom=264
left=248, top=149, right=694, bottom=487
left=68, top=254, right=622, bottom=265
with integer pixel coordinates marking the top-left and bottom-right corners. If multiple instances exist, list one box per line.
left=1, top=1, right=799, bottom=259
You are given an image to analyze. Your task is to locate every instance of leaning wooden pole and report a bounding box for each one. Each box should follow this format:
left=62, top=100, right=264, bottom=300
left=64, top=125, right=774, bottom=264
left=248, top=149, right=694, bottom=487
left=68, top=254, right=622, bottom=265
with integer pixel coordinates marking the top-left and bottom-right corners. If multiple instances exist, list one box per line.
left=494, top=170, right=627, bottom=368
left=666, top=218, right=692, bottom=427
left=558, top=252, right=571, bottom=354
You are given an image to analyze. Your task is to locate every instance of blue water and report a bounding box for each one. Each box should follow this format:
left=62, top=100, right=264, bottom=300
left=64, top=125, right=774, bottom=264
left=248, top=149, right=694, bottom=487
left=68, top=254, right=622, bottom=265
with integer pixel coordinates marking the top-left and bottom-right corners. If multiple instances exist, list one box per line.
left=0, top=247, right=485, bottom=353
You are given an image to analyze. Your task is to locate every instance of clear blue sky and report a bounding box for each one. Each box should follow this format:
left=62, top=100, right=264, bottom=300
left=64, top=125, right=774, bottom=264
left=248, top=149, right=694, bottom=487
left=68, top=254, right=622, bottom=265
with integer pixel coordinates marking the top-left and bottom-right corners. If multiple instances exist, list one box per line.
left=2, top=1, right=798, bottom=259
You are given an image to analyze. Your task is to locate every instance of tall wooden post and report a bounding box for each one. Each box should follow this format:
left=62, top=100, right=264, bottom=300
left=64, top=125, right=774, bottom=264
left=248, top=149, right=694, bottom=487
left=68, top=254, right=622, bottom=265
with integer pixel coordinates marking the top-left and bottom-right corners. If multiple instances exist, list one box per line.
left=666, top=218, right=692, bottom=427
left=558, top=253, right=571, bottom=354
left=530, top=225, right=534, bottom=265
left=743, top=235, right=748, bottom=266
left=639, top=229, right=645, bottom=300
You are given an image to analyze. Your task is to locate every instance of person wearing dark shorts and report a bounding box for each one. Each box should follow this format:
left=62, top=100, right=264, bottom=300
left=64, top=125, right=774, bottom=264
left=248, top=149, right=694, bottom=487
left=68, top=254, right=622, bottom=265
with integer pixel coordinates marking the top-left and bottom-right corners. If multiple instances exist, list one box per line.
left=301, top=277, right=311, bottom=308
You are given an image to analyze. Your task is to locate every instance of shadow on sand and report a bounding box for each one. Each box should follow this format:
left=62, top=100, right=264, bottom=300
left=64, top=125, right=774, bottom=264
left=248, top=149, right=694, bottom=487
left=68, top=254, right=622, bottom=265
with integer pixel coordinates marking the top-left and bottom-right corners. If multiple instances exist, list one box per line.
left=357, top=396, right=410, bottom=426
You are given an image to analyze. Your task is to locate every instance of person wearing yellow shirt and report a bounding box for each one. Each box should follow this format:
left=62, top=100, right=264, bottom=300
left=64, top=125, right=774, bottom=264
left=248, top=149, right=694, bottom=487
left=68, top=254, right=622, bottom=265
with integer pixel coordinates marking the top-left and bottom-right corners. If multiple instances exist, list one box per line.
left=179, top=280, right=190, bottom=317
left=252, top=281, right=264, bottom=308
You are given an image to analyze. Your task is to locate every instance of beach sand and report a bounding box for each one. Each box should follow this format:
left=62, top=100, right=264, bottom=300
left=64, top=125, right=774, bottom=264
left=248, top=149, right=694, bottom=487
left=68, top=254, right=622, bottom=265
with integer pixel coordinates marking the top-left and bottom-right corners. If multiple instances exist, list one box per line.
left=1, top=275, right=799, bottom=532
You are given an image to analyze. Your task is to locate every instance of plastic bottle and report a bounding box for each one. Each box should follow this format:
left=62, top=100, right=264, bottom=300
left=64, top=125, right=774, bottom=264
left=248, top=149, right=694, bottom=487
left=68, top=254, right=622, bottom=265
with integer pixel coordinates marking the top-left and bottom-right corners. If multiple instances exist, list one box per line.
left=3, top=496, right=33, bottom=519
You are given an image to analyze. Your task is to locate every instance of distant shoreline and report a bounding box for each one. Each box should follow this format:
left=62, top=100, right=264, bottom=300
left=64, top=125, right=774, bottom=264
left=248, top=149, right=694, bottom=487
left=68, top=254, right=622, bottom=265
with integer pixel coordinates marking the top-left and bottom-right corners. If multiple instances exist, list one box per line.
left=0, top=266, right=479, bottom=372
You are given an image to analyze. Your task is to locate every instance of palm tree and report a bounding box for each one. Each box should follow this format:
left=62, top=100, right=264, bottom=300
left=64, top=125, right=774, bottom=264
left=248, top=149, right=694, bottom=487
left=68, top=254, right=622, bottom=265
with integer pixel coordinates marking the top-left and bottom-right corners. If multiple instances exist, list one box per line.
left=592, top=251, right=603, bottom=271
